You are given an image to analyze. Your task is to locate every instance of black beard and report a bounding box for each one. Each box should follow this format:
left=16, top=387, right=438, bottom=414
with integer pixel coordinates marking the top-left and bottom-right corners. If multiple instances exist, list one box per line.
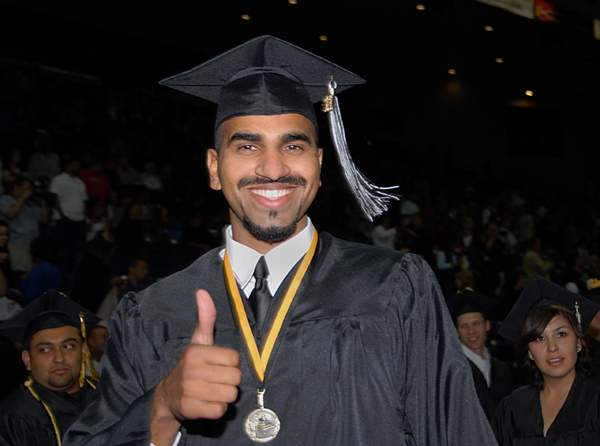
left=242, top=213, right=299, bottom=244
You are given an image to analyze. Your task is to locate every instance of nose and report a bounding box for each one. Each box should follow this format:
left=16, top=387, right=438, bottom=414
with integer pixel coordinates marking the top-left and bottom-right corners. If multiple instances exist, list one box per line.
left=547, top=339, right=558, bottom=352
left=255, top=147, right=291, bottom=181
left=54, top=349, right=65, bottom=363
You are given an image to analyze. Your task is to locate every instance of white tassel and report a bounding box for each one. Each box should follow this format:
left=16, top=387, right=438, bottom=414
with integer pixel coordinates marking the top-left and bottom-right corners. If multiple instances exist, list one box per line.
left=324, top=80, right=399, bottom=221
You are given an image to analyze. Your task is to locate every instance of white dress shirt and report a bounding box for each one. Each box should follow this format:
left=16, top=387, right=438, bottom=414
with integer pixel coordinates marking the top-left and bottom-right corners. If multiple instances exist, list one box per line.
left=461, top=344, right=492, bottom=387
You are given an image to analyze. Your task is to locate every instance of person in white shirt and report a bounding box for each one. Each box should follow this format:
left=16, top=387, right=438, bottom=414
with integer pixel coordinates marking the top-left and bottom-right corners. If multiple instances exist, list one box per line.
left=447, top=290, right=512, bottom=421
left=50, top=158, right=87, bottom=243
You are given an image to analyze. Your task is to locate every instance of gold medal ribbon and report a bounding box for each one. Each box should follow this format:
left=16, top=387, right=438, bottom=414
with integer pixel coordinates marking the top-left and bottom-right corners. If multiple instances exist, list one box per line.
left=223, top=230, right=318, bottom=382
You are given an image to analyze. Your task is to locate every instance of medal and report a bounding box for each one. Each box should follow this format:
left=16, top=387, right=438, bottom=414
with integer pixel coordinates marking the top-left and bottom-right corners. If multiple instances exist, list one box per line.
left=223, top=231, right=318, bottom=441
left=245, top=388, right=280, bottom=442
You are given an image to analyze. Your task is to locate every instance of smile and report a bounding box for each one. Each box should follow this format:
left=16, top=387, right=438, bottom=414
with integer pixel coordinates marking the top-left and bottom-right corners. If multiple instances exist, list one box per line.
left=547, top=357, right=564, bottom=365
left=251, top=189, right=293, bottom=200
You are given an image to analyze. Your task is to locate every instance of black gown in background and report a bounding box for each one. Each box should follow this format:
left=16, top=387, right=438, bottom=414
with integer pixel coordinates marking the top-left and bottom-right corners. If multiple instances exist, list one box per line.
left=0, top=380, right=94, bottom=446
left=65, top=232, right=497, bottom=445
left=492, top=375, right=600, bottom=445
left=468, top=356, right=513, bottom=422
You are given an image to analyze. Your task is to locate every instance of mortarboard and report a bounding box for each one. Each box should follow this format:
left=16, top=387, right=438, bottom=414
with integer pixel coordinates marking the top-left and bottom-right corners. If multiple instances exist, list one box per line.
left=446, top=289, right=497, bottom=323
left=497, top=275, right=600, bottom=343
left=0, top=289, right=100, bottom=348
left=159, top=35, right=398, bottom=220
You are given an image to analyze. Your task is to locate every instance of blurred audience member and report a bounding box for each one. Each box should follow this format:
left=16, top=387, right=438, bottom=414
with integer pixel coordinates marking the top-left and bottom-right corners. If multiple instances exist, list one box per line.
left=399, top=191, right=419, bottom=227
left=140, top=161, right=162, bottom=192
left=19, top=237, right=61, bottom=302
left=78, top=158, right=112, bottom=209
left=522, top=237, right=554, bottom=283
left=85, top=197, right=108, bottom=242
left=50, top=158, right=87, bottom=244
left=120, top=259, right=149, bottom=299
left=115, top=156, right=140, bottom=187
left=114, top=202, right=145, bottom=244
left=0, top=176, right=49, bottom=273
left=455, top=269, right=476, bottom=292
left=86, top=323, right=109, bottom=376
left=180, top=211, right=219, bottom=252
left=371, top=214, right=398, bottom=250
left=1, top=149, right=27, bottom=193
left=27, top=130, right=60, bottom=183
left=71, top=234, right=125, bottom=314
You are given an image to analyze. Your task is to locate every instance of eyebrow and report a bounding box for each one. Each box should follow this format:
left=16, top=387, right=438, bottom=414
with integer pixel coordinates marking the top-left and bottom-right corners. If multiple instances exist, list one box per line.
left=34, top=337, right=80, bottom=348
left=552, top=325, right=570, bottom=332
left=281, top=132, right=313, bottom=144
left=228, top=132, right=262, bottom=145
left=227, top=132, right=313, bottom=146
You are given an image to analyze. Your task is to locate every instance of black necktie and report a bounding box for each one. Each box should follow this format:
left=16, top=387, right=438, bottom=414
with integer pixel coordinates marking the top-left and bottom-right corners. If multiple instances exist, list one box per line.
left=249, top=256, right=272, bottom=332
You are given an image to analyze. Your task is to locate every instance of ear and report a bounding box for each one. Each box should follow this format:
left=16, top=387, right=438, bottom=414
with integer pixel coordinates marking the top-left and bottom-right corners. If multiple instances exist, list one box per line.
left=577, top=338, right=582, bottom=352
left=317, top=148, right=323, bottom=187
left=527, top=349, right=534, bottom=360
left=22, top=350, right=32, bottom=371
left=206, top=149, right=222, bottom=191
left=81, top=340, right=88, bottom=356
left=485, top=320, right=491, bottom=332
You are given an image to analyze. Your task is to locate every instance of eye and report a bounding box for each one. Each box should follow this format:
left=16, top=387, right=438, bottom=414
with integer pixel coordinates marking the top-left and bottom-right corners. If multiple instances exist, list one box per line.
left=40, top=347, right=52, bottom=354
left=283, top=144, right=302, bottom=151
left=535, top=336, right=544, bottom=342
left=474, top=321, right=480, bottom=326
left=238, top=145, right=258, bottom=152
left=64, top=343, right=75, bottom=350
left=557, top=332, right=567, bottom=338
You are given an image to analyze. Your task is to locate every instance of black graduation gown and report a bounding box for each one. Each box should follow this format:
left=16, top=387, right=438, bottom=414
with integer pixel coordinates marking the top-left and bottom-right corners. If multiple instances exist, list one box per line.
left=0, top=380, right=94, bottom=446
left=65, top=232, right=497, bottom=445
left=492, top=376, right=600, bottom=445
left=468, top=356, right=513, bottom=421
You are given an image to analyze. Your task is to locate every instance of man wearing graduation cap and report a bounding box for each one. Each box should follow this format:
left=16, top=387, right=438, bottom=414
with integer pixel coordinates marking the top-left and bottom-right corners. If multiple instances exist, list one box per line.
left=447, top=290, right=513, bottom=421
left=0, top=290, right=99, bottom=446
left=65, top=36, right=496, bottom=446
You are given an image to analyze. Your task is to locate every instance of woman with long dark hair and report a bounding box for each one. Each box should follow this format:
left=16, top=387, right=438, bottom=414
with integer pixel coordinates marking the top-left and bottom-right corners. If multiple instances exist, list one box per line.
left=492, top=275, right=600, bottom=445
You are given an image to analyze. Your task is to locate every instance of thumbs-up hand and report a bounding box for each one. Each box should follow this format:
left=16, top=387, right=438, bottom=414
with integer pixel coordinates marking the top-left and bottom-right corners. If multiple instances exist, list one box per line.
left=150, top=290, right=242, bottom=445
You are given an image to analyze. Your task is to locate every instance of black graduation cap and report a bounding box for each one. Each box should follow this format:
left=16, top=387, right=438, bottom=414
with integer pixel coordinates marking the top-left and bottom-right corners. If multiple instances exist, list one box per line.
left=159, top=35, right=399, bottom=221
left=0, top=290, right=101, bottom=348
left=497, top=275, right=600, bottom=343
left=446, top=289, right=497, bottom=323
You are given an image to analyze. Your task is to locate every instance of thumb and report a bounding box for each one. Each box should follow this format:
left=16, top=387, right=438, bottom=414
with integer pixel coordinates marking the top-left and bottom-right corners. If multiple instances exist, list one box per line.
left=190, top=289, right=216, bottom=346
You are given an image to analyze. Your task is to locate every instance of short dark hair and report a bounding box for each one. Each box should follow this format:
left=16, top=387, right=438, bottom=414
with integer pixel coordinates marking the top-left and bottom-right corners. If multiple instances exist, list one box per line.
left=516, top=305, right=594, bottom=388
left=11, top=175, right=31, bottom=192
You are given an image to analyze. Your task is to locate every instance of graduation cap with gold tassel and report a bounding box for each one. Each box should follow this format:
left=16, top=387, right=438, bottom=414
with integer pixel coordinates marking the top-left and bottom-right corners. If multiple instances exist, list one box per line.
left=0, top=289, right=102, bottom=384
left=159, top=35, right=399, bottom=221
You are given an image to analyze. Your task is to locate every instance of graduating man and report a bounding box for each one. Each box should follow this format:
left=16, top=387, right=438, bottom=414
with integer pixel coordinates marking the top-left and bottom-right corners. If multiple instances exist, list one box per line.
left=0, top=290, right=100, bottom=446
left=447, top=290, right=513, bottom=421
left=65, top=36, right=497, bottom=445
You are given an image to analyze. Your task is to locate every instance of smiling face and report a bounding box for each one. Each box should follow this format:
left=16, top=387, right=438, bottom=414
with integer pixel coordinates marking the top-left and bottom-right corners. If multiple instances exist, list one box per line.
left=22, top=325, right=86, bottom=394
left=207, top=113, right=322, bottom=252
left=527, top=314, right=581, bottom=383
left=456, top=312, right=491, bottom=357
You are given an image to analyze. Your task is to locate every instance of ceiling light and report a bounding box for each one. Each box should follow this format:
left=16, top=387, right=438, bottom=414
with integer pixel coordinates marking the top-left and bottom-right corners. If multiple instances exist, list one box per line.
left=495, top=58, right=504, bottom=63
left=319, top=35, right=328, bottom=42
left=288, top=0, right=298, bottom=4
left=241, top=14, right=251, bottom=20
left=448, top=69, right=456, bottom=75
left=484, top=26, right=494, bottom=32
left=525, top=90, right=534, bottom=96
left=416, top=4, right=426, bottom=10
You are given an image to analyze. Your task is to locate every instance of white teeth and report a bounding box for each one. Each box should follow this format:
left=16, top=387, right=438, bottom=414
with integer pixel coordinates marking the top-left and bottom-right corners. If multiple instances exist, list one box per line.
left=252, top=189, right=292, bottom=199
left=549, top=358, right=562, bottom=363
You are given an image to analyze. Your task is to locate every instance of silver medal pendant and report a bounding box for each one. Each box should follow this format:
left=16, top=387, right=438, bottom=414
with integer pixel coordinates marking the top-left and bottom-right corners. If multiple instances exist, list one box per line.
left=245, top=389, right=280, bottom=442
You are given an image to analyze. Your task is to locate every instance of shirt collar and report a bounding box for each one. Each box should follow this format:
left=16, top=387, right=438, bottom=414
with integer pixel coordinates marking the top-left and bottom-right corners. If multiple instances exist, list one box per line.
left=221, top=218, right=314, bottom=297
left=461, top=343, right=492, bottom=386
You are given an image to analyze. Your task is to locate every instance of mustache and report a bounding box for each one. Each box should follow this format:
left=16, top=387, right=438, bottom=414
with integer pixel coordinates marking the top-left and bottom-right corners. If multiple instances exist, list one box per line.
left=238, top=176, right=307, bottom=189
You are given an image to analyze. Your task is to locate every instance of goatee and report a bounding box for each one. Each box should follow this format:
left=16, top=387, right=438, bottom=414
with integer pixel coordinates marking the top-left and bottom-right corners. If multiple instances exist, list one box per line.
left=243, top=213, right=298, bottom=243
